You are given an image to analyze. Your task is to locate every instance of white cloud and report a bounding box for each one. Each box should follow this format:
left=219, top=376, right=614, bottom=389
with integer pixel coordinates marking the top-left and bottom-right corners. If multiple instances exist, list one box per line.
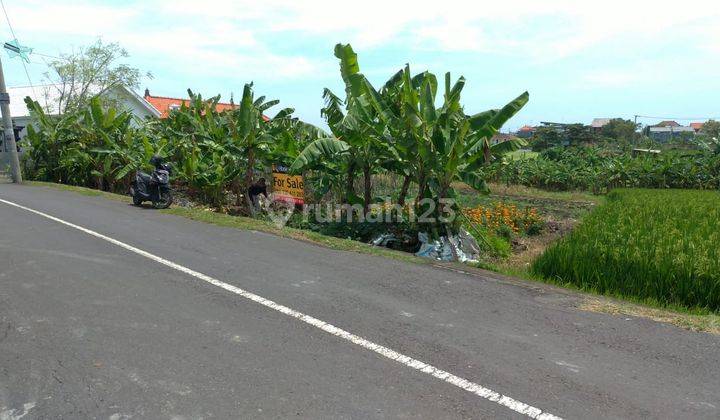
left=9, top=1, right=137, bottom=36
left=150, top=0, right=719, bottom=61
left=5, top=0, right=720, bottom=80
left=581, top=69, right=647, bottom=88
left=5, top=0, right=321, bottom=80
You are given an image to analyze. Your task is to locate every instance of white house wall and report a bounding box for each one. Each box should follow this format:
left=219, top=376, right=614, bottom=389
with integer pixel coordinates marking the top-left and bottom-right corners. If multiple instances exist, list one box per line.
left=103, top=86, right=160, bottom=126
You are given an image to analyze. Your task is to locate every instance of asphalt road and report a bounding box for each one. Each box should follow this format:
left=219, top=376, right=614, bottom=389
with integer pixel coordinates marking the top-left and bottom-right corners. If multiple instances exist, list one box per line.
left=1, top=183, right=718, bottom=419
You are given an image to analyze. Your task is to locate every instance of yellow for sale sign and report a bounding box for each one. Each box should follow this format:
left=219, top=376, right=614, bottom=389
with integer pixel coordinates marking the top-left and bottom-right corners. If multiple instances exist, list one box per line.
left=272, top=165, right=304, bottom=205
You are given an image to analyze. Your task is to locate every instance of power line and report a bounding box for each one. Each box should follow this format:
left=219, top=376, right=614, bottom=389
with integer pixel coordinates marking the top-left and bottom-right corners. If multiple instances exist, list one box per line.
left=635, top=114, right=719, bottom=121
left=0, top=0, right=36, bottom=96
left=32, top=51, right=61, bottom=60
left=0, top=0, right=16, bottom=40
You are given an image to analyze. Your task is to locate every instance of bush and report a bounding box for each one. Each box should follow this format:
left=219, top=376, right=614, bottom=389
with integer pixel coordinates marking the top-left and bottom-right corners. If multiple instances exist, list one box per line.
left=532, top=189, right=720, bottom=311
left=485, top=146, right=720, bottom=192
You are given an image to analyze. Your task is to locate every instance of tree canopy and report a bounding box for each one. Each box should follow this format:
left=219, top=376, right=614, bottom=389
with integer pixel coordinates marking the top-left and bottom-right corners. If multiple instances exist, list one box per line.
left=43, top=39, right=150, bottom=112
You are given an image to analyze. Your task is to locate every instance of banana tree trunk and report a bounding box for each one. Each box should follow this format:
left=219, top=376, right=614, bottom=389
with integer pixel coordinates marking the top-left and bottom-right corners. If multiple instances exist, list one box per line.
left=95, top=164, right=104, bottom=190
left=483, top=139, right=492, bottom=164
left=234, top=179, right=242, bottom=207
left=344, top=160, right=356, bottom=204
left=397, top=174, right=411, bottom=206
left=416, top=172, right=427, bottom=205
left=245, top=147, right=256, bottom=216
left=438, top=180, right=459, bottom=236
left=245, top=147, right=255, bottom=190
left=363, top=163, right=371, bottom=215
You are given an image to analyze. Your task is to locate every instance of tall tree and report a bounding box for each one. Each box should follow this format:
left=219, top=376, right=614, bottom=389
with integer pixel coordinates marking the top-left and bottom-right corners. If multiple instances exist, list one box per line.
left=43, top=39, right=150, bottom=113
left=701, top=119, right=720, bottom=139
left=602, top=118, right=639, bottom=142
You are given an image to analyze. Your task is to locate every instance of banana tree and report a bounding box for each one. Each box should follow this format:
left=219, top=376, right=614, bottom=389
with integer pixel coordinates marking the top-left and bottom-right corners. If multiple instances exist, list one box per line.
left=23, top=95, right=140, bottom=191
left=80, top=96, right=135, bottom=190
left=22, top=97, right=83, bottom=183
left=266, top=109, right=330, bottom=167
left=225, top=82, right=296, bottom=211
left=95, top=131, right=173, bottom=192
left=144, top=90, right=241, bottom=205
left=361, top=67, right=529, bottom=236
left=291, top=43, right=397, bottom=213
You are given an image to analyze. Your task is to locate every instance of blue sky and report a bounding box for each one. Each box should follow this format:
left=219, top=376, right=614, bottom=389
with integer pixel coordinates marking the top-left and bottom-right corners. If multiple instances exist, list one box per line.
left=2, top=0, right=719, bottom=130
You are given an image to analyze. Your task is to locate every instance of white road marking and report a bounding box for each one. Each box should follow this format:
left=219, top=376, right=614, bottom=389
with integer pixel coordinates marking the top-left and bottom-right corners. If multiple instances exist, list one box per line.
left=0, top=197, right=563, bottom=419
left=0, top=402, right=36, bottom=420
left=555, top=361, right=581, bottom=373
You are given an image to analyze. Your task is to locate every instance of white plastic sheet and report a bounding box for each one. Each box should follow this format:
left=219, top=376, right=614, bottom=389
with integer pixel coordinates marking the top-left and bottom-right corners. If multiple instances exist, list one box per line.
left=414, top=230, right=480, bottom=263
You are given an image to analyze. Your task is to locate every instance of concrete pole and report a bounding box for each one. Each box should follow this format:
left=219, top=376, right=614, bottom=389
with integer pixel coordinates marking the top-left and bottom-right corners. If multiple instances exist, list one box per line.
left=0, top=55, right=22, bottom=183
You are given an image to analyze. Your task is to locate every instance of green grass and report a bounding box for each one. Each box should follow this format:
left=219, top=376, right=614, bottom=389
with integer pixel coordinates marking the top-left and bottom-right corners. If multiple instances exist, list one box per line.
left=533, top=189, right=720, bottom=312
left=27, top=181, right=129, bottom=201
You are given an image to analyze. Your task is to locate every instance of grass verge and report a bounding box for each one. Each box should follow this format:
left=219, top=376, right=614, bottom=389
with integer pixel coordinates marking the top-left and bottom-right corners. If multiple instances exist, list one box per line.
left=580, top=298, right=720, bottom=334
left=476, top=263, right=720, bottom=334
left=27, top=181, right=131, bottom=201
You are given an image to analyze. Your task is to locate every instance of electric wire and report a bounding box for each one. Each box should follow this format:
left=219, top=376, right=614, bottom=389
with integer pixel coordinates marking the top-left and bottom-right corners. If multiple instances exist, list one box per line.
left=0, top=0, right=36, bottom=97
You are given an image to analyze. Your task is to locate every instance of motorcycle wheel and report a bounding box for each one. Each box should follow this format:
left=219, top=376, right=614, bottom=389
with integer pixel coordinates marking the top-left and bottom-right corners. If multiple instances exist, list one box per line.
left=129, top=186, right=143, bottom=206
left=153, top=191, right=173, bottom=209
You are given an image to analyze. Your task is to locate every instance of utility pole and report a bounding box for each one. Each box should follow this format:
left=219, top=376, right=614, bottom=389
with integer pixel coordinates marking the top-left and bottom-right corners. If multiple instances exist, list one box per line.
left=633, top=115, right=639, bottom=146
left=0, top=54, right=22, bottom=183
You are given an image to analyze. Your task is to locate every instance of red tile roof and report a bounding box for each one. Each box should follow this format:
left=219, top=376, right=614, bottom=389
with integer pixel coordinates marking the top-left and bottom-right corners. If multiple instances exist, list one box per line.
left=518, top=125, right=535, bottom=131
left=690, top=122, right=704, bottom=131
left=144, top=91, right=269, bottom=120
left=653, top=120, right=680, bottom=127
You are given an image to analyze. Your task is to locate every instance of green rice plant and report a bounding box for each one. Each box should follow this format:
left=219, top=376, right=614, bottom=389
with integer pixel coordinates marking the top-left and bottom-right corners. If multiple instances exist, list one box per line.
left=486, top=147, right=720, bottom=192
left=532, top=189, right=720, bottom=311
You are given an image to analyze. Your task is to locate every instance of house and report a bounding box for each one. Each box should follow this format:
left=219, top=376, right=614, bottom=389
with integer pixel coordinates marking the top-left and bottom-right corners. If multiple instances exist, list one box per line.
left=653, top=120, right=680, bottom=128
left=590, top=118, right=611, bottom=130
left=143, top=89, right=236, bottom=118
left=689, top=122, right=704, bottom=132
left=515, top=125, right=536, bottom=139
left=4, top=84, right=160, bottom=142
left=143, top=89, right=271, bottom=121
left=143, top=89, right=266, bottom=120
left=647, top=125, right=695, bottom=142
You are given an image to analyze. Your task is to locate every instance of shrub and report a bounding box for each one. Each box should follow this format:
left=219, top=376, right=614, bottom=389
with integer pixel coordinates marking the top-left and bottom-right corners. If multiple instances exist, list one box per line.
left=485, top=147, right=720, bottom=192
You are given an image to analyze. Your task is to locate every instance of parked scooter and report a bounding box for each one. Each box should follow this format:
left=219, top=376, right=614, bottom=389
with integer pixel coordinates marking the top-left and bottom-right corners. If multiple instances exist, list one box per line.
left=129, top=156, right=173, bottom=209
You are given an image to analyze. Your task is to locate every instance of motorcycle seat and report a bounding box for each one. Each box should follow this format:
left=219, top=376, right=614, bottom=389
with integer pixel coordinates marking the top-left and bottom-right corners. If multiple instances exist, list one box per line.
left=137, top=171, right=152, bottom=182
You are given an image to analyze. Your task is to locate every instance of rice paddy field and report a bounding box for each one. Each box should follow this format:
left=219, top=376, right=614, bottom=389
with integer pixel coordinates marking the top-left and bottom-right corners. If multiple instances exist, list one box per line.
left=533, top=189, right=720, bottom=312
